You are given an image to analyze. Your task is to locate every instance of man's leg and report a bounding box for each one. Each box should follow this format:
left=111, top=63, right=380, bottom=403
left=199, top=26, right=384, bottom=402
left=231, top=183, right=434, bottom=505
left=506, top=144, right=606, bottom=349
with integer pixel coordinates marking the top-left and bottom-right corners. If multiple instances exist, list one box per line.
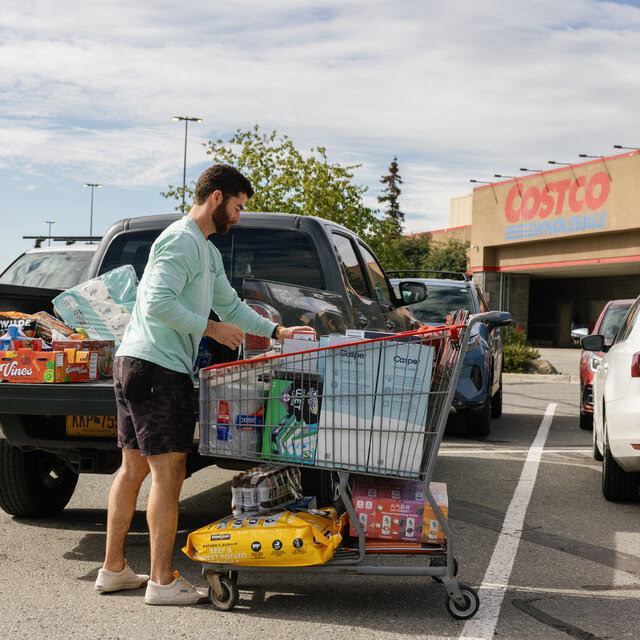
left=146, top=451, right=187, bottom=585
left=103, top=448, right=150, bottom=572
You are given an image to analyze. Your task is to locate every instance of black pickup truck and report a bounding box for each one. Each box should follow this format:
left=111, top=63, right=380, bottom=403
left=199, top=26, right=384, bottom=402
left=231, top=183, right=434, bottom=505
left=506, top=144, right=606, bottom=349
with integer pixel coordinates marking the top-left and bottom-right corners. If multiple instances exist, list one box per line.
left=0, top=212, right=425, bottom=517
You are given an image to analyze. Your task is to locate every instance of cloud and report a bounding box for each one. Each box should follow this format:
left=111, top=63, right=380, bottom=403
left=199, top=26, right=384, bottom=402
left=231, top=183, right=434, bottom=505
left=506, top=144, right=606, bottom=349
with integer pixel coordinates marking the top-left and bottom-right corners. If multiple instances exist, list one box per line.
left=2, top=0, right=640, bottom=258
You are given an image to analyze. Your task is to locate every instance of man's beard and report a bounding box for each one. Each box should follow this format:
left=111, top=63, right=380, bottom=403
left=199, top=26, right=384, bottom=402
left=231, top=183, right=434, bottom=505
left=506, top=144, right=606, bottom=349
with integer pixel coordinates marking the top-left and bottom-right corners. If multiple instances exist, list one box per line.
left=211, top=201, right=232, bottom=234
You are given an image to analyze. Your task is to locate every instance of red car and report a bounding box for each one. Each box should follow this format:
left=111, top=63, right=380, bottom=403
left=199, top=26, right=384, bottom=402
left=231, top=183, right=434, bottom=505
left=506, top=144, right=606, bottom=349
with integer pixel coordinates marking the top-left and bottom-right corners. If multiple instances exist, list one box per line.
left=575, top=299, right=633, bottom=429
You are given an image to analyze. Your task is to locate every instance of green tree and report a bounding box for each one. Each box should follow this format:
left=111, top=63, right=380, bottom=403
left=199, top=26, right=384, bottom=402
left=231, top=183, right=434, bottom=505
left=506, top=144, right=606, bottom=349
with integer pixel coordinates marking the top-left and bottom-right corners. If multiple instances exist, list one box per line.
left=378, top=156, right=403, bottom=237
left=423, top=238, right=469, bottom=274
left=161, top=125, right=378, bottom=238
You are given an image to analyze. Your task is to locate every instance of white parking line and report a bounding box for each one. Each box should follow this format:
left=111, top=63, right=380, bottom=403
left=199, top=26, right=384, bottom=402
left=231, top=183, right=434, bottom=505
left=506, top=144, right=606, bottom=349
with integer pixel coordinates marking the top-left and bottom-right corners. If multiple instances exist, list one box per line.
left=459, top=402, right=556, bottom=640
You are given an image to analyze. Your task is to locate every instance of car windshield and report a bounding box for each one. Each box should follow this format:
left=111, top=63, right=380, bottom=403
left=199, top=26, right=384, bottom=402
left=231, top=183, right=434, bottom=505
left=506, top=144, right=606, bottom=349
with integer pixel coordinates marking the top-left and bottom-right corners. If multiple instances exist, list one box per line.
left=600, top=304, right=632, bottom=343
left=405, top=283, right=474, bottom=324
left=0, top=249, right=95, bottom=289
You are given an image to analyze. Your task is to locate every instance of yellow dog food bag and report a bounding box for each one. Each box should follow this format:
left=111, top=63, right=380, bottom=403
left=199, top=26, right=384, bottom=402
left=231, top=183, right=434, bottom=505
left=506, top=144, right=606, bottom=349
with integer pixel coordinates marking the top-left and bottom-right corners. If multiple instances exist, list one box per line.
left=183, top=508, right=346, bottom=567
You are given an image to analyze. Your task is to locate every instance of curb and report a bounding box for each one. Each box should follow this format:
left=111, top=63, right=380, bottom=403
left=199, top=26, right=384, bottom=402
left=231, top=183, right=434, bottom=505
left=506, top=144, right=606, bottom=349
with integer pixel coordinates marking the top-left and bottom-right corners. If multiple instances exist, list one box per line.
left=504, top=373, right=579, bottom=383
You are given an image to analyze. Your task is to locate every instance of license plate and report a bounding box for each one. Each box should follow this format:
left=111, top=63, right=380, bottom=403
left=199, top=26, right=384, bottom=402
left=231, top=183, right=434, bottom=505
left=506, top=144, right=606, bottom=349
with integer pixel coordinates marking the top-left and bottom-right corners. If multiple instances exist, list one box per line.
left=66, top=415, right=117, bottom=437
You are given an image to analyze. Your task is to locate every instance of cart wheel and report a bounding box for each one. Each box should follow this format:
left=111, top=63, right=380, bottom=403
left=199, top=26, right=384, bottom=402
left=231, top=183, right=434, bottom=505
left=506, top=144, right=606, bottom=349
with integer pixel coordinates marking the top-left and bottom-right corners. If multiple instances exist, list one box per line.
left=208, top=575, right=239, bottom=611
left=431, top=556, right=458, bottom=583
left=445, top=584, right=480, bottom=620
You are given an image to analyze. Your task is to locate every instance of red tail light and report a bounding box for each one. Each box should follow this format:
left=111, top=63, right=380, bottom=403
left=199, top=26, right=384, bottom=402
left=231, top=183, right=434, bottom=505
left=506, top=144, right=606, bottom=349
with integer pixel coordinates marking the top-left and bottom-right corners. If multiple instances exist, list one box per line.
left=632, top=353, right=640, bottom=378
left=245, top=300, right=282, bottom=354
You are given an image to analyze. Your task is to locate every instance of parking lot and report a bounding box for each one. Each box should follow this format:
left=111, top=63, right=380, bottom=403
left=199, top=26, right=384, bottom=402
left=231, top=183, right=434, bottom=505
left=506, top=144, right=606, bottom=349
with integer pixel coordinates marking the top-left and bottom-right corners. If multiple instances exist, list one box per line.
left=1, top=353, right=639, bottom=640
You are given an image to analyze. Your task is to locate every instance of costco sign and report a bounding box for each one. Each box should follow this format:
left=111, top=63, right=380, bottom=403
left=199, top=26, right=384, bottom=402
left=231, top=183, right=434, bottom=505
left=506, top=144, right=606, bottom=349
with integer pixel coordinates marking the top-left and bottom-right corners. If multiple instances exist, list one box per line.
left=503, top=171, right=609, bottom=241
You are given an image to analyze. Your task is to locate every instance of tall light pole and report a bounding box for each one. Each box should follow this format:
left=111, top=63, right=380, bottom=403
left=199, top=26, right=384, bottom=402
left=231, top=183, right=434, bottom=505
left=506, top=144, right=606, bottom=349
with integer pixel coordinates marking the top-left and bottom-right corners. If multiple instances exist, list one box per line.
left=171, top=116, right=203, bottom=212
left=82, top=183, right=103, bottom=240
left=43, top=220, right=58, bottom=246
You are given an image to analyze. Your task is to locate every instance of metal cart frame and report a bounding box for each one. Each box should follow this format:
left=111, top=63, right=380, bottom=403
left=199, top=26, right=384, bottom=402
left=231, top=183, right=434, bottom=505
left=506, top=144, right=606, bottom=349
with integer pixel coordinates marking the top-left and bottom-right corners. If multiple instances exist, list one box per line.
left=192, top=311, right=499, bottom=619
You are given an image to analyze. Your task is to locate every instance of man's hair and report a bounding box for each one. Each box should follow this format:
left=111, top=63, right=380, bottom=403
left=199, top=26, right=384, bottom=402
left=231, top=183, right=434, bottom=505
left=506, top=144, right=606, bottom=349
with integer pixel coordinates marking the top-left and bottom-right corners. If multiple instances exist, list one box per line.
left=194, top=164, right=254, bottom=205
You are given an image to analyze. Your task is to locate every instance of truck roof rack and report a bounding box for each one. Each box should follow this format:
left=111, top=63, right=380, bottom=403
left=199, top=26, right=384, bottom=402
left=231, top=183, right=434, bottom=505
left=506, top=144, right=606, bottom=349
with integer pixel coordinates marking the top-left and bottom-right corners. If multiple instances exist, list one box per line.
left=386, top=269, right=471, bottom=282
left=23, top=236, right=103, bottom=248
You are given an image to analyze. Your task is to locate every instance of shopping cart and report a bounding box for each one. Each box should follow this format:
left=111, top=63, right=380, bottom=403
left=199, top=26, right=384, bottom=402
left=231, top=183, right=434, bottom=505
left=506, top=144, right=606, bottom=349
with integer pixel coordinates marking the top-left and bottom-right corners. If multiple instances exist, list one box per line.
left=192, top=310, right=496, bottom=619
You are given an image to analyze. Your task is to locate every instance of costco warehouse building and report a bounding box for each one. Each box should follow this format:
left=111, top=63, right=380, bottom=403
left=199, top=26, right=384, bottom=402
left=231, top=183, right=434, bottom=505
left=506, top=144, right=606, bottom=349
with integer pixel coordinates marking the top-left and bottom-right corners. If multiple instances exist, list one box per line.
left=426, top=150, right=640, bottom=347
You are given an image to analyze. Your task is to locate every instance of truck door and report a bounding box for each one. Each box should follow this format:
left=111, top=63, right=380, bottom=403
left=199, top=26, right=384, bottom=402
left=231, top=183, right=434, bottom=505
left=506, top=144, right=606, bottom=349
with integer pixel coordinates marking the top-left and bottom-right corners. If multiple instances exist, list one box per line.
left=331, top=232, right=385, bottom=331
left=357, top=242, right=418, bottom=333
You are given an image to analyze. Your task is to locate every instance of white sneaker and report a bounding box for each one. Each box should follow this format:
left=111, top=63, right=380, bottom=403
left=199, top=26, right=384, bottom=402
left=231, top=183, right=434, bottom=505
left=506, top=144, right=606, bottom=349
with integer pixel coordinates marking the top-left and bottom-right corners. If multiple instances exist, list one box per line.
left=95, top=562, right=149, bottom=593
left=144, top=571, right=209, bottom=606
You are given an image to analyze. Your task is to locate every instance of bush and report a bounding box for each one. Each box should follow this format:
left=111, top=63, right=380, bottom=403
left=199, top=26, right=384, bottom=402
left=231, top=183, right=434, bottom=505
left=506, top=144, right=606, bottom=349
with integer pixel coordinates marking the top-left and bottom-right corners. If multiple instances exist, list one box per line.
left=503, top=326, right=539, bottom=373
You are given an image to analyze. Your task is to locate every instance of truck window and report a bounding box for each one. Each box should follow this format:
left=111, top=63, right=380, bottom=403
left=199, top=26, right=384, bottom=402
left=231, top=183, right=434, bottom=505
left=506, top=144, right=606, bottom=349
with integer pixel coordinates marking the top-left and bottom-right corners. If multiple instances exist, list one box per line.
left=331, top=233, right=369, bottom=299
left=359, top=244, right=394, bottom=305
left=0, top=249, right=95, bottom=289
left=98, top=230, right=161, bottom=280
left=100, top=227, right=325, bottom=291
left=210, top=228, right=325, bottom=291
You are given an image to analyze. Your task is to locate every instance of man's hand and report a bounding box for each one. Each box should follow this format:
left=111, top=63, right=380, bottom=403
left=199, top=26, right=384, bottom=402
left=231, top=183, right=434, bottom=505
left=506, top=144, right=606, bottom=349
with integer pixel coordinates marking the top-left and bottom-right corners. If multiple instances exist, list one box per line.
left=204, top=320, right=245, bottom=350
left=275, top=325, right=315, bottom=340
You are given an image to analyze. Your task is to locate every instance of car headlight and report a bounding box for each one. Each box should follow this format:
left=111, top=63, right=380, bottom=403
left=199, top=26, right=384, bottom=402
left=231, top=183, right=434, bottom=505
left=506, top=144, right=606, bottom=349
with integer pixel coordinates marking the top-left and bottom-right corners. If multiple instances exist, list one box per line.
left=588, top=352, right=603, bottom=373
left=466, top=334, right=481, bottom=352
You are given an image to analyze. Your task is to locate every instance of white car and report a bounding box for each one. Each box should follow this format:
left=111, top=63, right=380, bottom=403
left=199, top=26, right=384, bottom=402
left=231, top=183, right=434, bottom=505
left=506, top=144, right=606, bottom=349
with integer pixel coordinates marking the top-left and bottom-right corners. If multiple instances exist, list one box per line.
left=584, top=296, right=640, bottom=501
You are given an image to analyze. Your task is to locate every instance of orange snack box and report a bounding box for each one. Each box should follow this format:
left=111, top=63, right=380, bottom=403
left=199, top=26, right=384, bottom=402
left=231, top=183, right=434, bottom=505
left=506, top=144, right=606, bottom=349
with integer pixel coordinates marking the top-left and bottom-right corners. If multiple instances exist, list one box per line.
left=0, top=349, right=67, bottom=383
left=51, top=340, right=115, bottom=378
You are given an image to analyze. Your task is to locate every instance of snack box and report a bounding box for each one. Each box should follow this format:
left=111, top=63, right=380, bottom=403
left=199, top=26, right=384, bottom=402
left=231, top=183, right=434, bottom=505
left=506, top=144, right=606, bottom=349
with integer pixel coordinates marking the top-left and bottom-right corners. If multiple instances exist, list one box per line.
left=0, top=348, right=98, bottom=383
left=51, top=339, right=115, bottom=378
left=0, top=349, right=67, bottom=383
left=349, top=476, right=448, bottom=544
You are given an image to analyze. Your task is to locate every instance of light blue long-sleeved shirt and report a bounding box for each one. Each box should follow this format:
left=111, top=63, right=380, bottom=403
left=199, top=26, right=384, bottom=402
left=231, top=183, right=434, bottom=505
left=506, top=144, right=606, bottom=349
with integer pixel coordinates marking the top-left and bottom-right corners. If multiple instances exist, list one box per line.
left=116, top=216, right=276, bottom=375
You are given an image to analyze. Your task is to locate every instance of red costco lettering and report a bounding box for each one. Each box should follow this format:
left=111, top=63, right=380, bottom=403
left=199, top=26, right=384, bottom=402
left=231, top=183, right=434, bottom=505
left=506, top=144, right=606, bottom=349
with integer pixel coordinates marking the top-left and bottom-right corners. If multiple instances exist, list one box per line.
left=503, top=172, right=610, bottom=222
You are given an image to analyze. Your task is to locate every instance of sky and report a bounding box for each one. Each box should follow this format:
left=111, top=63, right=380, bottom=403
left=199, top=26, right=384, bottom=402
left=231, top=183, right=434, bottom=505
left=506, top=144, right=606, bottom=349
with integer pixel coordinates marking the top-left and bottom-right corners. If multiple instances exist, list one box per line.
left=2, top=0, right=640, bottom=269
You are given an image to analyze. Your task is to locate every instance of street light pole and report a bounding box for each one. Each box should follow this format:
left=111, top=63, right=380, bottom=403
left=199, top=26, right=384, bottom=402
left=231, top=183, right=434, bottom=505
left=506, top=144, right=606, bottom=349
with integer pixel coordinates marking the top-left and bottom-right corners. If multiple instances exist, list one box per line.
left=43, top=220, right=58, bottom=246
left=171, top=116, right=203, bottom=212
left=82, top=183, right=103, bottom=240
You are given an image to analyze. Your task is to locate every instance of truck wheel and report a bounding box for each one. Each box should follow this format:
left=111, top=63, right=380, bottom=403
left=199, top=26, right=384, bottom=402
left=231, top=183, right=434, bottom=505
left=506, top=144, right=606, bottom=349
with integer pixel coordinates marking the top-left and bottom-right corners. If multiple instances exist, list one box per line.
left=300, top=468, right=340, bottom=509
left=0, top=440, right=78, bottom=517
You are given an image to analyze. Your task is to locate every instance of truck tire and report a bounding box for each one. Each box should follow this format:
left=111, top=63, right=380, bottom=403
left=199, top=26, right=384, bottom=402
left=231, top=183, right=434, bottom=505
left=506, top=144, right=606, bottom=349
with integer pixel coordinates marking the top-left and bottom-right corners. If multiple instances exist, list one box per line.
left=0, top=440, right=78, bottom=517
left=300, top=468, right=341, bottom=509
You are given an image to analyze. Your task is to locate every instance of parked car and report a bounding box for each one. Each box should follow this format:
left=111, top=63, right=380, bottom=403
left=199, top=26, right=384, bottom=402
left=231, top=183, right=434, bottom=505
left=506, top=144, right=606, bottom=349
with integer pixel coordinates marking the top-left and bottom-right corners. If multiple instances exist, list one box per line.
left=583, top=297, right=640, bottom=501
left=0, top=243, right=97, bottom=290
left=389, top=270, right=511, bottom=437
left=573, top=299, right=634, bottom=430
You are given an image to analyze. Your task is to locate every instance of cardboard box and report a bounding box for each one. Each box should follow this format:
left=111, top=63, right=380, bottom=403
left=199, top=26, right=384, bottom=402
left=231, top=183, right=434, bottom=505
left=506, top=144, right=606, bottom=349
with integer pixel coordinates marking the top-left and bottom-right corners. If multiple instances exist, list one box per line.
left=349, top=476, right=448, bottom=544
left=0, top=349, right=67, bottom=383
left=51, top=339, right=115, bottom=378
left=316, top=334, right=433, bottom=474
left=263, top=372, right=321, bottom=463
left=0, top=348, right=98, bottom=383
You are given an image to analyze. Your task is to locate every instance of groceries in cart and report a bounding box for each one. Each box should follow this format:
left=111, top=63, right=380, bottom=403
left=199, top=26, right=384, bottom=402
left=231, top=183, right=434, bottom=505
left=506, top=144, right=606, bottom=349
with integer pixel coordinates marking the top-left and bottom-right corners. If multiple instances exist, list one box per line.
left=183, top=505, right=347, bottom=567
left=264, top=371, right=321, bottom=463
left=199, top=327, right=436, bottom=476
left=187, top=312, right=483, bottom=619
left=231, top=464, right=303, bottom=515
left=349, top=476, right=448, bottom=544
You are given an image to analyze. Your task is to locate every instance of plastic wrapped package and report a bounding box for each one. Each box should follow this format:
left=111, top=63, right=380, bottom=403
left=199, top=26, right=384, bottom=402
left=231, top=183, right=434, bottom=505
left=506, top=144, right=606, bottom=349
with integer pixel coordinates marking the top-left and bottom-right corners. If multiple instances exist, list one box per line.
left=183, top=507, right=347, bottom=567
left=52, top=265, right=138, bottom=346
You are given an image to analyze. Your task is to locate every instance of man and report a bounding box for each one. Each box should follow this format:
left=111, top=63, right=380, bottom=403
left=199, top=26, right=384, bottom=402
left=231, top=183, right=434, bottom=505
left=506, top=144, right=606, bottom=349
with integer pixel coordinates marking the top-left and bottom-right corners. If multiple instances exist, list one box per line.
left=94, top=165, right=306, bottom=605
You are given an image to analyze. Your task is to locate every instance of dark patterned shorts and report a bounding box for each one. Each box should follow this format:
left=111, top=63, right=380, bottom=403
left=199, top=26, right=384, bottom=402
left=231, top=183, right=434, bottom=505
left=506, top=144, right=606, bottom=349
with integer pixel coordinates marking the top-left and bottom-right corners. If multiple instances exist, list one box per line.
left=113, top=356, right=196, bottom=456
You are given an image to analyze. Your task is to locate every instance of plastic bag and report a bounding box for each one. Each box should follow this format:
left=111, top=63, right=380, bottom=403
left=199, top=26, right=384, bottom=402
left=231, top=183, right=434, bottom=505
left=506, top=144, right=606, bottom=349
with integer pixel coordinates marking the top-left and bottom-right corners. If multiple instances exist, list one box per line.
left=52, top=265, right=138, bottom=346
left=183, top=507, right=347, bottom=567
